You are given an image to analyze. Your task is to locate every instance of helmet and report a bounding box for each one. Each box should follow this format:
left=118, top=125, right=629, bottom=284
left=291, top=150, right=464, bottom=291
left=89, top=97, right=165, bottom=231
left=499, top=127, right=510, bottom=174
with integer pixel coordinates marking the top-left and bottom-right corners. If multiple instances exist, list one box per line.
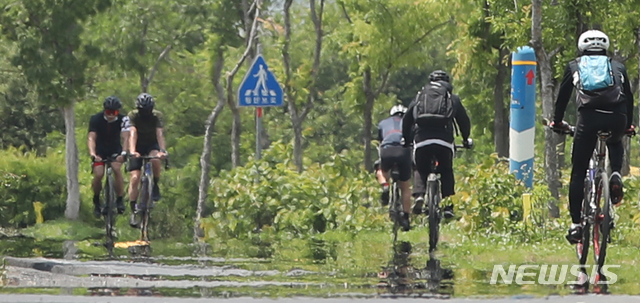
left=389, top=104, right=407, bottom=116
left=429, top=70, right=450, bottom=83
left=103, top=96, right=122, bottom=110
left=578, top=30, right=609, bottom=52
left=136, top=93, right=155, bottom=110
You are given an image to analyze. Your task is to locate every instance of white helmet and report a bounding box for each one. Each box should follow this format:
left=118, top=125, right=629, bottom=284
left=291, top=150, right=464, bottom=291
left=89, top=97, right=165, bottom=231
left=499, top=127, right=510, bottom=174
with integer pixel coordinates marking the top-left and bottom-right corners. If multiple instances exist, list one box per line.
left=389, top=105, right=407, bottom=116
left=578, top=30, right=610, bottom=52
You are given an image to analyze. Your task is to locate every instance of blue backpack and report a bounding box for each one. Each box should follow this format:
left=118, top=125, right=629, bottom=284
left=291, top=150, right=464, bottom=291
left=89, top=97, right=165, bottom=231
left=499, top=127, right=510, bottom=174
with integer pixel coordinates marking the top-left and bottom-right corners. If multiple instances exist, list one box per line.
left=574, top=55, right=622, bottom=107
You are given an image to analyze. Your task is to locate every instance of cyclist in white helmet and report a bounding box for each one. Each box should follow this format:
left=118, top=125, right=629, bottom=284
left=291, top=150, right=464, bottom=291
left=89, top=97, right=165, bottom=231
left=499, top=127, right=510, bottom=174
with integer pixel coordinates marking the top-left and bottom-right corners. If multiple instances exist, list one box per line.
left=375, top=104, right=412, bottom=231
left=550, top=30, right=635, bottom=244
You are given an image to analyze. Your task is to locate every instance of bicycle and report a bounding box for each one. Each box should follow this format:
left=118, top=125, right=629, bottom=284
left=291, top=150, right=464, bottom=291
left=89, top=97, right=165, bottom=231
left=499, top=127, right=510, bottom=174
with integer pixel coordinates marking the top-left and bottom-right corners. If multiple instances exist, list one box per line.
left=131, top=155, right=169, bottom=256
left=546, top=119, right=634, bottom=293
left=388, top=163, right=404, bottom=241
left=92, top=154, right=123, bottom=258
left=423, top=142, right=471, bottom=253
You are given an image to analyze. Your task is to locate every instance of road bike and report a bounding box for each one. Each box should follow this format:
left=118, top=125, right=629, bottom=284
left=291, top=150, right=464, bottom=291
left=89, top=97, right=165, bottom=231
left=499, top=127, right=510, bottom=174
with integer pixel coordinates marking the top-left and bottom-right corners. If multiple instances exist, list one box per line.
left=423, top=143, right=470, bottom=253
left=546, top=119, right=634, bottom=293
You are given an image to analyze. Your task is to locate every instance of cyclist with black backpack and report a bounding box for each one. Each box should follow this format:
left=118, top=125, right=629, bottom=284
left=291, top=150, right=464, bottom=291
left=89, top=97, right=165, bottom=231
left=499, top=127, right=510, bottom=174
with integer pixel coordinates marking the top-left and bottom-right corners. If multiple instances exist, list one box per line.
left=550, top=30, right=635, bottom=244
left=402, top=70, right=471, bottom=219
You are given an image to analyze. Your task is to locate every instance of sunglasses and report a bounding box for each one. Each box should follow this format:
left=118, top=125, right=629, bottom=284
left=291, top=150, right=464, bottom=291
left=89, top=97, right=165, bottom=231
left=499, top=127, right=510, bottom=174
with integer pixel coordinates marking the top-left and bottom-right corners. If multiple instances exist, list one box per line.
left=105, top=109, right=119, bottom=116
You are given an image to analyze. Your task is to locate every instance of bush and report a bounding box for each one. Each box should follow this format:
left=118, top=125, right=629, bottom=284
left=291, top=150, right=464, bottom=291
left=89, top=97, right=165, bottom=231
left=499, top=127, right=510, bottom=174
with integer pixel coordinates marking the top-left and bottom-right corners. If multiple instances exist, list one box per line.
left=0, top=147, right=66, bottom=228
left=203, top=141, right=385, bottom=240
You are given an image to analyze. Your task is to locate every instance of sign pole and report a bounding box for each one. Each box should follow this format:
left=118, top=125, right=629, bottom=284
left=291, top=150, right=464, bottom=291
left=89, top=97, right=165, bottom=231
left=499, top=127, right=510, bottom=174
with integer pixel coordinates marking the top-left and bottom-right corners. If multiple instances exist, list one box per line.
left=255, top=42, right=263, bottom=161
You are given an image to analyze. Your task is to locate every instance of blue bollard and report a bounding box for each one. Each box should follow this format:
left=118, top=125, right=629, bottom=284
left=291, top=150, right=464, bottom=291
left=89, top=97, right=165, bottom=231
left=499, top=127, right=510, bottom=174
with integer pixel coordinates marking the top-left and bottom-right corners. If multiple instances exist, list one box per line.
left=510, top=46, right=537, bottom=188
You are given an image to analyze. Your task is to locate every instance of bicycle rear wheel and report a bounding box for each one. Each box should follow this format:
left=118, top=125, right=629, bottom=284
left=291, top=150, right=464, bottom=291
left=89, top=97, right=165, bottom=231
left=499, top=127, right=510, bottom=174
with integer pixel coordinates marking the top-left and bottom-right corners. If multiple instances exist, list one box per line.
left=596, top=171, right=611, bottom=276
left=576, top=177, right=592, bottom=266
left=389, top=181, right=401, bottom=237
left=427, top=178, right=441, bottom=253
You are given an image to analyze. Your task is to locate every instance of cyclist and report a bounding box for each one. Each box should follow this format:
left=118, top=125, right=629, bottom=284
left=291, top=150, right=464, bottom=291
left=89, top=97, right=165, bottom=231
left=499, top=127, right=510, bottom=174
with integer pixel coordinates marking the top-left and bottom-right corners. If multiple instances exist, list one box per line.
left=550, top=30, right=635, bottom=244
left=127, top=93, right=168, bottom=227
left=402, top=70, right=471, bottom=219
left=88, top=96, right=130, bottom=217
left=375, top=105, right=412, bottom=231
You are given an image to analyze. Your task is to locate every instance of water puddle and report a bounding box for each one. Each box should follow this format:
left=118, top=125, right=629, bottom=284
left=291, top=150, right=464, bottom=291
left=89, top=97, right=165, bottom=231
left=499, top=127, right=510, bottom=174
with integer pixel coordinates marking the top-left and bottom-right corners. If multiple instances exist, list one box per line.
left=0, top=230, right=633, bottom=299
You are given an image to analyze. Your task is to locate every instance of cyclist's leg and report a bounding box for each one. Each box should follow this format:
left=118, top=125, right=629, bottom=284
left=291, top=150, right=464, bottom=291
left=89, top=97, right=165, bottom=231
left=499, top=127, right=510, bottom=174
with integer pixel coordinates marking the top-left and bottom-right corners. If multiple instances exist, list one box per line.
left=413, top=146, right=433, bottom=213
left=397, top=146, right=413, bottom=214
left=378, top=147, right=394, bottom=205
left=128, top=146, right=144, bottom=211
left=566, top=110, right=599, bottom=242
left=148, top=147, right=162, bottom=201
left=111, top=159, right=126, bottom=213
left=432, top=145, right=455, bottom=218
left=91, top=160, right=106, bottom=217
left=604, top=113, right=626, bottom=204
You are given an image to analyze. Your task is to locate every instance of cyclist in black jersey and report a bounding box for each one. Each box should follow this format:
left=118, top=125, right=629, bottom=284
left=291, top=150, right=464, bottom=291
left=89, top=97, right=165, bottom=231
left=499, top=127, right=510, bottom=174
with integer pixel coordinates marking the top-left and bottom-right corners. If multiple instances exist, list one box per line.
left=127, top=93, right=168, bottom=227
left=88, top=96, right=130, bottom=217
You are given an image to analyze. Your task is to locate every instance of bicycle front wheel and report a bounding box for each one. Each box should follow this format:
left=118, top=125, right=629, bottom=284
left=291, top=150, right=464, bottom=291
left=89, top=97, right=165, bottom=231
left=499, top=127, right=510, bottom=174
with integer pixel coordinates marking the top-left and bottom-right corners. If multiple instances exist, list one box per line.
left=427, top=179, right=441, bottom=253
left=104, top=169, right=116, bottom=257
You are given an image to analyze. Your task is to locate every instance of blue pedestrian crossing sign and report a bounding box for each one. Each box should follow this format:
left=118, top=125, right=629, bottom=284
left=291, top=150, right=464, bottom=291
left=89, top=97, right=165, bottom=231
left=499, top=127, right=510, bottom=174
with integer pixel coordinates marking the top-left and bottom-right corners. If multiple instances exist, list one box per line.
left=238, top=55, right=283, bottom=107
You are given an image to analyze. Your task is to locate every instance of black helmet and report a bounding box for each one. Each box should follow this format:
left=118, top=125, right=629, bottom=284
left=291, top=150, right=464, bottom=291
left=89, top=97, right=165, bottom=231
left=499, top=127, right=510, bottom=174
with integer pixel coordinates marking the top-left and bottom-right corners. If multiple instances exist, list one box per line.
left=429, top=70, right=450, bottom=83
left=136, top=93, right=154, bottom=110
left=103, top=96, right=122, bottom=110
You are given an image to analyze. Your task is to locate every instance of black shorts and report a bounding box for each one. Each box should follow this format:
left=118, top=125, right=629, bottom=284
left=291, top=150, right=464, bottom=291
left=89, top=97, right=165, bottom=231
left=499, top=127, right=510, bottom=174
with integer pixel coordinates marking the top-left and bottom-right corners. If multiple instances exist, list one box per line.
left=92, top=146, right=122, bottom=170
left=379, top=145, right=412, bottom=182
left=128, top=142, right=160, bottom=171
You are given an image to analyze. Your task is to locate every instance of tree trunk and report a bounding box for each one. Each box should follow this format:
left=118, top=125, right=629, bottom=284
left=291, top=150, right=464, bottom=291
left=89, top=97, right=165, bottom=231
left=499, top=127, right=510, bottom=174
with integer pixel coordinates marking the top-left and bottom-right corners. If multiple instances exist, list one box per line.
left=195, top=47, right=226, bottom=242
left=63, top=103, right=80, bottom=220
left=195, top=0, right=261, bottom=241
left=228, top=101, right=241, bottom=168
left=531, top=0, right=559, bottom=218
left=281, top=0, right=324, bottom=173
left=363, top=68, right=375, bottom=171
left=494, top=47, right=510, bottom=158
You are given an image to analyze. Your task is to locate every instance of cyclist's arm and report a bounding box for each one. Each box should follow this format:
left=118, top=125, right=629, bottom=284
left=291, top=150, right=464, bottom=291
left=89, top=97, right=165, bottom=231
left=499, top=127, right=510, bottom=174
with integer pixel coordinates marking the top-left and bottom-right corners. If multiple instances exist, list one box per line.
left=621, top=66, right=635, bottom=128
left=553, top=64, right=574, bottom=123
left=88, top=131, right=98, bottom=158
left=402, top=101, right=416, bottom=145
left=121, top=116, right=131, bottom=153
left=156, top=127, right=166, bottom=151
left=129, top=126, right=138, bottom=153
left=453, top=96, right=471, bottom=140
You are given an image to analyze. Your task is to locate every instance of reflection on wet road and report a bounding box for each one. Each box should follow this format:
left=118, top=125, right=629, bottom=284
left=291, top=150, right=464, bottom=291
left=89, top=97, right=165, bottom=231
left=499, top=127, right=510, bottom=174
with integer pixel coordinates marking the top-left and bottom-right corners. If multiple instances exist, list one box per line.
left=377, top=241, right=453, bottom=298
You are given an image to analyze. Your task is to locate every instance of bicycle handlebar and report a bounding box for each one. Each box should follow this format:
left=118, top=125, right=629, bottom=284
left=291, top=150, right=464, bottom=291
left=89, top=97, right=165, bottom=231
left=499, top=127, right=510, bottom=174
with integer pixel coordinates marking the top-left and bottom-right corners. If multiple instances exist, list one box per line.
left=132, top=155, right=171, bottom=170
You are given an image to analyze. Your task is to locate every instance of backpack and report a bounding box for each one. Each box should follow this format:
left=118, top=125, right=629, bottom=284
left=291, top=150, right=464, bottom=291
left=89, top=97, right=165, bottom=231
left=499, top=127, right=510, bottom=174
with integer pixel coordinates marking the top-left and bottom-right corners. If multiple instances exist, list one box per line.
left=574, top=55, right=622, bottom=107
left=412, top=82, right=455, bottom=128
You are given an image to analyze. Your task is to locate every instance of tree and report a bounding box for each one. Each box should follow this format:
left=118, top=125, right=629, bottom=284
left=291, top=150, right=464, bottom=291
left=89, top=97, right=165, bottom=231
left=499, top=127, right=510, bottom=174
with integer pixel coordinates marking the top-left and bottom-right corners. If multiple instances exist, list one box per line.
left=0, top=0, right=111, bottom=220
left=195, top=0, right=261, bottom=241
left=281, top=0, right=325, bottom=172
left=338, top=0, right=453, bottom=171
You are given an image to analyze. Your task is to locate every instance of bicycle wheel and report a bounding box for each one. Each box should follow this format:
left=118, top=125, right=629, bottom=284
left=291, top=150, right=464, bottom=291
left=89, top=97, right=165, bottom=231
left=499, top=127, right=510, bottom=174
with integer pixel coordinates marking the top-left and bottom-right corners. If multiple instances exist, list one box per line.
left=576, top=177, right=592, bottom=266
left=104, top=168, right=116, bottom=257
left=139, top=173, right=151, bottom=242
left=389, top=181, right=401, bottom=235
left=427, top=178, right=441, bottom=253
left=596, top=171, right=611, bottom=271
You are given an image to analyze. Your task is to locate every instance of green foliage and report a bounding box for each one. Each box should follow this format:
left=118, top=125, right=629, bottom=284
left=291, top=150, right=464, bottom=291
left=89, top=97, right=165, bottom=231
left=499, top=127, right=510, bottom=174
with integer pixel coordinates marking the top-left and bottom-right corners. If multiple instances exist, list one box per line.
left=452, top=154, right=555, bottom=241
left=203, top=141, right=385, bottom=239
left=0, top=148, right=66, bottom=228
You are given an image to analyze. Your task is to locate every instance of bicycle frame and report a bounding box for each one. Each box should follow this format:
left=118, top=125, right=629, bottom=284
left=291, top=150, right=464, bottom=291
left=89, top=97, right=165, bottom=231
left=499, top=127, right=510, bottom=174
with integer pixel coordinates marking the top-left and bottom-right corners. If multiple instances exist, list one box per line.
left=138, top=157, right=155, bottom=243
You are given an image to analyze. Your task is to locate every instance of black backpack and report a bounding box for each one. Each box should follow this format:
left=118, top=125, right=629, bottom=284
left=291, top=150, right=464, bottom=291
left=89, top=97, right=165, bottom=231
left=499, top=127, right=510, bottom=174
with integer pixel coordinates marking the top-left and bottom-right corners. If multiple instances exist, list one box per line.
left=413, top=82, right=455, bottom=128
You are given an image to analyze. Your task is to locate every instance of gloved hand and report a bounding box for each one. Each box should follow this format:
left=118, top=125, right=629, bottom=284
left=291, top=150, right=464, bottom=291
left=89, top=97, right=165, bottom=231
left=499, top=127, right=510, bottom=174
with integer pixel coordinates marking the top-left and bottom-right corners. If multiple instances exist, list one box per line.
left=625, top=125, right=636, bottom=136
left=550, top=120, right=571, bottom=135
left=463, top=138, right=474, bottom=149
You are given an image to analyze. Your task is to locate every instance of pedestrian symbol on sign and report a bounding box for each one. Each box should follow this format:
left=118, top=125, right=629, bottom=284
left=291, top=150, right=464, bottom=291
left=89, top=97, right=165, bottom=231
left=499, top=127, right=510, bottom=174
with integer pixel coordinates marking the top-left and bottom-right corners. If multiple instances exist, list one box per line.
left=238, top=55, right=283, bottom=107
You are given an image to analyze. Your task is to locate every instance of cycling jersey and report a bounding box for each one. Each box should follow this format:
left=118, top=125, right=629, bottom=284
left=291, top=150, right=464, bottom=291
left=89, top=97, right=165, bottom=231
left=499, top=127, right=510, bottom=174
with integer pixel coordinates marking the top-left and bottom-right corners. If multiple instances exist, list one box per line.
left=127, top=109, right=164, bottom=148
left=88, top=112, right=130, bottom=156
